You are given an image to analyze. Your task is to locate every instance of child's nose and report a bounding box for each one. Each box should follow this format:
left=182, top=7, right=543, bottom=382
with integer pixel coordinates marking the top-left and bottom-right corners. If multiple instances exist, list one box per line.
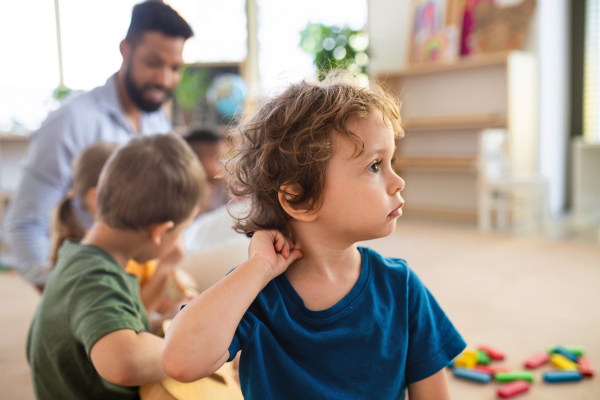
left=389, top=172, right=405, bottom=195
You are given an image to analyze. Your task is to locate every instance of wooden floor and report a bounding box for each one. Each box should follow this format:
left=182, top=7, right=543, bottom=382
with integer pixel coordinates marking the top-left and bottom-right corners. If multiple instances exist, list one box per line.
left=1, top=219, right=599, bottom=399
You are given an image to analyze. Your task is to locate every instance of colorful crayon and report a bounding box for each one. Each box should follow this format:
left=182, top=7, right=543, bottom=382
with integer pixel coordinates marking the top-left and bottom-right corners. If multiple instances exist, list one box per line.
left=544, top=370, right=582, bottom=383
left=524, top=353, right=550, bottom=369
left=578, top=357, right=594, bottom=378
left=453, top=368, right=492, bottom=383
left=551, top=354, right=578, bottom=370
left=495, top=371, right=534, bottom=383
left=479, top=344, right=505, bottom=361
left=497, top=380, right=530, bottom=398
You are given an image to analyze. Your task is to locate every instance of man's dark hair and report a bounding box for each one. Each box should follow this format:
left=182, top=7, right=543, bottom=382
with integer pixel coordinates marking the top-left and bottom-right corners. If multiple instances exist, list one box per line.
left=125, top=1, right=193, bottom=46
left=184, top=127, right=223, bottom=144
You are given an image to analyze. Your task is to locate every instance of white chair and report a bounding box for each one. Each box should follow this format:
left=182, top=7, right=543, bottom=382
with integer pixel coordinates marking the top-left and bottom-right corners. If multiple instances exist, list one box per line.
left=478, top=129, right=548, bottom=232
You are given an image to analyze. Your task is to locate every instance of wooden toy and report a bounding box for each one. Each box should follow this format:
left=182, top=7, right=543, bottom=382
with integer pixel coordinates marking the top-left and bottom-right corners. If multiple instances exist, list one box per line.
left=547, top=345, right=585, bottom=356
left=544, top=370, right=582, bottom=383
left=524, top=353, right=550, bottom=369
left=551, top=354, right=578, bottom=370
left=578, top=357, right=594, bottom=378
left=455, top=349, right=478, bottom=368
left=477, top=350, right=490, bottom=365
left=474, top=365, right=510, bottom=375
left=497, top=380, right=530, bottom=398
left=554, top=347, right=578, bottom=363
left=453, top=368, right=492, bottom=383
left=479, top=344, right=505, bottom=360
left=495, top=371, right=534, bottom=383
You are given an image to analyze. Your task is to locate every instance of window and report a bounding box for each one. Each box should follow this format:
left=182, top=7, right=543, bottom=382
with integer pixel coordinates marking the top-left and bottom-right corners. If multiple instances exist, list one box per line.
left=257, top=0, right=368, bottom=94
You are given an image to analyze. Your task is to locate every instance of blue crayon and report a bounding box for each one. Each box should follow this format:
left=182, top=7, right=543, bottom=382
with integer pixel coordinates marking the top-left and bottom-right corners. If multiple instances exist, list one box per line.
left=554, top=347, right=578, bottom=363
left=544, top=371, right=582, bottom=383
left=453, top=368, right=492, bottom=383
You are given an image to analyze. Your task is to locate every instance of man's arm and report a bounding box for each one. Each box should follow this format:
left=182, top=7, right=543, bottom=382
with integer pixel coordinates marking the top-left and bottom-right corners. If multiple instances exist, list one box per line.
left=161, top=230, right=301, bottom=383
left=4, top=107, right=83, bottom=285
left=90, top=329, right=167, bottom=386
left=407, top=369, right=451, bottom=400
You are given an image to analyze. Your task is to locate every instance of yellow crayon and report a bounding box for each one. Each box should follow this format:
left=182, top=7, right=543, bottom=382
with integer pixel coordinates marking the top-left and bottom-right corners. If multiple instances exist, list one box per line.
left=551, top=354, right=578, bottom=370
left=455, top=349, right=478, bottom=369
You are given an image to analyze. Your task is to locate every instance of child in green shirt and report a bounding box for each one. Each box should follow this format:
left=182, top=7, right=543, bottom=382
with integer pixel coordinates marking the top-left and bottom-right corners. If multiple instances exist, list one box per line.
left=27, top=134, right=205, bottom=400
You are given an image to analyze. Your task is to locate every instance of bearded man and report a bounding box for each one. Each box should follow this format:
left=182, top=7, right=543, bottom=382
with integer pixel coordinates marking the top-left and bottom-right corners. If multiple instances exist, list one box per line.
left=5, top=2, right=193, bottom=288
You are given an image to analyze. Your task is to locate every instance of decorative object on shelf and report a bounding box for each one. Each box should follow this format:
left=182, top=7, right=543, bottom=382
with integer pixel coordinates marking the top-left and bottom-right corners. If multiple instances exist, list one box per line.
left=472, top=0, right=536, bottom=54
left=172, top=63, right=244, bottom=128
left=299, top=23, right=369, bottom=84
left=206, top=74, right=248, bottom=120
left=460, top=0, right=493, bottom=56
left=408, top=0, right=465, bottom=64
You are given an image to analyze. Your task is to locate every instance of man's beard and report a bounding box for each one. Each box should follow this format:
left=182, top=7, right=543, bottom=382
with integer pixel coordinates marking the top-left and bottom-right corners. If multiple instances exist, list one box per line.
left=124, top=66, right=173, bottom=112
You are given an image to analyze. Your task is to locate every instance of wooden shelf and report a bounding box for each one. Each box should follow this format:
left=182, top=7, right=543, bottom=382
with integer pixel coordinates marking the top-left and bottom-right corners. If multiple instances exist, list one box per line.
left=403, top=114, right=507, bottom=131
left=396, top=156, right=477, bottom=173
left=378, top=51, right=510, bottom=78
left=0, top=134, right=30, bottom=142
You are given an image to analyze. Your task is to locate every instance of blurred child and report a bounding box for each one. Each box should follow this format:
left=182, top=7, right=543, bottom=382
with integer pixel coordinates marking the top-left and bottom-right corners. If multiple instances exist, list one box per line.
left=162, top=72, right=467, bottom=400
left=28, top=134, right=205, bottom=399
left=184, top=126, right=229, bottom=214
left=49, top=142, right=195, bottom=320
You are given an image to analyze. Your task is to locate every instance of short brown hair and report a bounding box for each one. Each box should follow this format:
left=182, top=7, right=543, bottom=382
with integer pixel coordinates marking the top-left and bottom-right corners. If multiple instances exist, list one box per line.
left=225, top=71, right=403, bottom=237
left=97, top=134, right=205, bottom=230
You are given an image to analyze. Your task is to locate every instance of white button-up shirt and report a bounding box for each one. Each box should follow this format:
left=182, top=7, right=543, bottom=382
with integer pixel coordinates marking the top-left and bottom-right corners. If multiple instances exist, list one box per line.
left=4, top=74, right=172, bottom=285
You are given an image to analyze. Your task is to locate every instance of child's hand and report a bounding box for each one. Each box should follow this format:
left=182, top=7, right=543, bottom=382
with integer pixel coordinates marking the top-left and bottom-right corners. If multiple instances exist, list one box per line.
left=159, top=237, right=185, bottom=268
left=248, top=230, right=302, bottom=280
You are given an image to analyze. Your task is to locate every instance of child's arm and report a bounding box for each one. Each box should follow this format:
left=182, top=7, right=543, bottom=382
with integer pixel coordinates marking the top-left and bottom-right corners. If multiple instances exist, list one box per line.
left=90, top=329, right=167, bottom=386
left=407, top=369, right=451, bottom=400
left=161, top=230, right=302, bottom=383
left=140, top=240, right=185, bottom=313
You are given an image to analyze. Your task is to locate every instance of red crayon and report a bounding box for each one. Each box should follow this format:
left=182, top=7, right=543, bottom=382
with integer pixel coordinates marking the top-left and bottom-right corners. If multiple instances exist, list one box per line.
left=578, top=357, right=594, bottom=377
left=497, top=381, right=530, bottom=398
left=474, top=365, right=510, bottom=375
left=479, top=344, right=505, bottom=361
left=524, top=353, right=550, bottom=369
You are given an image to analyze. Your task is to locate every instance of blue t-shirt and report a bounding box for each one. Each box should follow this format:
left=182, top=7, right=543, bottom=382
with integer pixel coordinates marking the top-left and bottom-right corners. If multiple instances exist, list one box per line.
left=228, top=247, right=466, bottom=399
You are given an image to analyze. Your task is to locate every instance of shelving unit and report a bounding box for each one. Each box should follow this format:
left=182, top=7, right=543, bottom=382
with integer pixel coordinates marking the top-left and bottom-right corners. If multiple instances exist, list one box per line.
left=378, top=51, right=538, bottom=222
left=0, top=134, right=30, bottom=228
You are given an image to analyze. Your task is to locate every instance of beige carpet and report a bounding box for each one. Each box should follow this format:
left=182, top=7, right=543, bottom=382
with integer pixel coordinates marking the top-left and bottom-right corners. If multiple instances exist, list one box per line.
left=1, top=220, right=599, bottom=399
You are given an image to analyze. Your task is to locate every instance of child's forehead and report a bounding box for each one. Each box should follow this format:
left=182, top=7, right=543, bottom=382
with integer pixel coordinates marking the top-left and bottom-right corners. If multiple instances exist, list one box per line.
left=333, top=115, right=395, bottom=159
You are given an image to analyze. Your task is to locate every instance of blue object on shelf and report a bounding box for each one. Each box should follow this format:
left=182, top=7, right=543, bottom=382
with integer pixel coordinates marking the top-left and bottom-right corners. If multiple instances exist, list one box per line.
left=453, top=368, right=492, bottom=383
left=544, top=371, right=582, bottom=383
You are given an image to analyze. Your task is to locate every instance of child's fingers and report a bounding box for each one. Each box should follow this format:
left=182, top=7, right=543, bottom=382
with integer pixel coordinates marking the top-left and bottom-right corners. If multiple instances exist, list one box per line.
left=272, top=230, right=287, bottom=253
left=284, top=249, right=303, bottom=266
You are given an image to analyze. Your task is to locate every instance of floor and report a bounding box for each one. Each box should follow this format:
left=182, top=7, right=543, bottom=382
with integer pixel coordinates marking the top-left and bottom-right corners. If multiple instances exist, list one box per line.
left=1, top=219, right=599, bottom=399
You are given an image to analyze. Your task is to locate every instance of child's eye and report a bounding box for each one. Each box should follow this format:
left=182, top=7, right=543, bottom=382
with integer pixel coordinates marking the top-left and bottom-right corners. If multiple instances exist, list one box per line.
left=369, top=161, right=381, bottom=174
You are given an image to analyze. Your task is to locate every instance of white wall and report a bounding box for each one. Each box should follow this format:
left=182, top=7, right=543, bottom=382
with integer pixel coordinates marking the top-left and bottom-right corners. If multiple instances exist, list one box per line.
left=537, top=0, right=570, bottom=217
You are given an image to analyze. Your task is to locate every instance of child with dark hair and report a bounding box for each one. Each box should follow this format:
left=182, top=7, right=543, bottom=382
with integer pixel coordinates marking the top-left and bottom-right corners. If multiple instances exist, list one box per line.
left=184, top=126, right=230, bottom=213
left=162, top=72, right=467, bottom=399
left=28, top=134, right=205, bottom=400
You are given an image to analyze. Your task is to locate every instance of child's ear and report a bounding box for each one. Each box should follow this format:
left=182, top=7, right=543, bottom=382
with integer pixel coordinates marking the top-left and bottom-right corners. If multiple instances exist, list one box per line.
left=86, top=187, right=98, bottom=216
left=278, top=184, right=318, bottom=222
left=149, top=221, right=175, bottom=245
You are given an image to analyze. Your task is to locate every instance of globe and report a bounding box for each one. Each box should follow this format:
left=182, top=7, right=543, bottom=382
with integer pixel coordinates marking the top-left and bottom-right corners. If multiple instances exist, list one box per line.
left=206, top=73, right=249, bottom=119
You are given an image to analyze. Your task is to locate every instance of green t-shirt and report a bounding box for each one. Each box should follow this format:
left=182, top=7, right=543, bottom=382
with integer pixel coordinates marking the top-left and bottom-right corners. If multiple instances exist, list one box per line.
left=27, top=240, right=150, bottom=400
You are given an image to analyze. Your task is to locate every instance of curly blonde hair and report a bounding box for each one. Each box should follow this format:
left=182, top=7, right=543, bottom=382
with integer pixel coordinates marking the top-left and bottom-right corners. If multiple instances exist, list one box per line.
left=225, top=71, right=403, bottom=237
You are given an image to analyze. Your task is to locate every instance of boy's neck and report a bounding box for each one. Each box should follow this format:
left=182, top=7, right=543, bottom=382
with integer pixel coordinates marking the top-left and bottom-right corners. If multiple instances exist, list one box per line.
left=286, top=221, right=361, bottom=278
left=81, top=221, right=143, bottom=270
